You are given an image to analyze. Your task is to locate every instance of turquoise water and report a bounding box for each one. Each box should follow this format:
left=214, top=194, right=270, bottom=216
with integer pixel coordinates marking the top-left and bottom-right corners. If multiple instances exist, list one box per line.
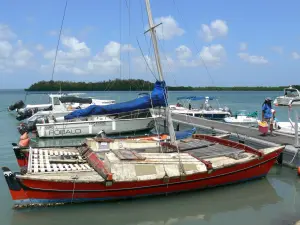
left=1, top=90, right=300, bottom=225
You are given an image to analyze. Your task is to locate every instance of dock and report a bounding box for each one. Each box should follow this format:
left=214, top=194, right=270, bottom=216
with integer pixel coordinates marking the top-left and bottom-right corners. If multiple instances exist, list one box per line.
left=170, top=113, right=300, bottom=168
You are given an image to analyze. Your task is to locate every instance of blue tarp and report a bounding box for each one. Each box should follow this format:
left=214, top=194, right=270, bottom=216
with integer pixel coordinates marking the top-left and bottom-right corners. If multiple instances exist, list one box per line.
left=174, top=127, right=196, bottom=139
left=176, top=96, right=216, bottom=101
left=64, top=81, right=167, bottom=120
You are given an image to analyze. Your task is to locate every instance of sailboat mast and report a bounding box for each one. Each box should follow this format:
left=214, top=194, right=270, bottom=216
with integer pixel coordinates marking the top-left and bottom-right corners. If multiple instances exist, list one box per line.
left=144, top=0, right=176, bottom=144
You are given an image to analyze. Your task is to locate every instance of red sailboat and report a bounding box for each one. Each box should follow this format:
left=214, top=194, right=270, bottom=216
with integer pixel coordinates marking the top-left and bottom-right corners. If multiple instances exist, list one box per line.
left=2, top=0, right=284, bottom=208
left=3, top=133, right=283, bottom=207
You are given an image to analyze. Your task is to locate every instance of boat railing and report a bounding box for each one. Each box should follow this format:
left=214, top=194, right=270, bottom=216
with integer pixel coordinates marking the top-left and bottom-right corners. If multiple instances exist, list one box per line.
left=288, top=99, right=300, bottom=146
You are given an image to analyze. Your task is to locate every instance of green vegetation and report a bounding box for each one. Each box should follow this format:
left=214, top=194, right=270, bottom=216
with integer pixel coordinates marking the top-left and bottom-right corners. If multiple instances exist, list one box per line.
left=25, top=79, right=300, bottom=92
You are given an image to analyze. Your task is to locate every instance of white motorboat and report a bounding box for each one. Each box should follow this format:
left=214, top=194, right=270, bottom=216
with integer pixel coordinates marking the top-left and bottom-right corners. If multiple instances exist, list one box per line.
left=34, top=110, right=157, bottom=138
left=274, top=98, right=300, bottom=135
left=170, top=96, right=231, bottom=120
left=224, top=110, right=258, bottom=126
left=10, top=93, right=115, bottom=121
left=275, top=122, right=300, bottom=135
left=273, top=86, right=300, bottom=106
left=18, top=81, right=167, bottom=138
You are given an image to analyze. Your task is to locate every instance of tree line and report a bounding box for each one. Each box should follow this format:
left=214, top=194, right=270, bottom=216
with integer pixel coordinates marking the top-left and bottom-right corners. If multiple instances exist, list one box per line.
left=25, top=79, right=300, bottom=92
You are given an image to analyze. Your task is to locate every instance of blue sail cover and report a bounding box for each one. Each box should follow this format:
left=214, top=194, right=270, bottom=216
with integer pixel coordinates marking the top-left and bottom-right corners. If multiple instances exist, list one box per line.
left=64, top=81, right=167, bottom=120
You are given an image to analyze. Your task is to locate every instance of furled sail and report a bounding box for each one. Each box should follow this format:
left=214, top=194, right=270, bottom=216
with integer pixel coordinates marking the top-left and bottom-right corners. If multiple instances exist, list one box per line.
left=64, top=81, right=167, bottom=120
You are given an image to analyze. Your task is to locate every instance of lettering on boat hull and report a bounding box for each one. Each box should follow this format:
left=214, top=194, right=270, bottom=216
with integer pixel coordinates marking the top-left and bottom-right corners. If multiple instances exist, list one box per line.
left=48, top=129, right=82, bottom=136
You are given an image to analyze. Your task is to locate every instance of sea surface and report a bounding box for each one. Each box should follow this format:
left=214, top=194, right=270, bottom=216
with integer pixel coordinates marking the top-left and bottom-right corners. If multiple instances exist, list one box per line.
left=1, top=90, right=300, bottom=225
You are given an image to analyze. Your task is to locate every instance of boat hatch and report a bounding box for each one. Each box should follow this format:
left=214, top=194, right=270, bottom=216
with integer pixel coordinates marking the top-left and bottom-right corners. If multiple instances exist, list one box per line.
left=112, top=150, right=146, bottom=160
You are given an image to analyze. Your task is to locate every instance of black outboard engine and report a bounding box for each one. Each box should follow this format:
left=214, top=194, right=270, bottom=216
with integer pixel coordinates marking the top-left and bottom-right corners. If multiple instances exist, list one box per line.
left=16, top=108, right=38, bottom=121
left=17, top=120, right=38, bottom=135
left=8, top=100, right=25, bottom=111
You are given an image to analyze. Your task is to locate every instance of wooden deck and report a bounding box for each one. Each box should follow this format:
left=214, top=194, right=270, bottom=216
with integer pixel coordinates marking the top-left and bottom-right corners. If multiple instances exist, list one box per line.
left=171, top=113, right=297, bottom=147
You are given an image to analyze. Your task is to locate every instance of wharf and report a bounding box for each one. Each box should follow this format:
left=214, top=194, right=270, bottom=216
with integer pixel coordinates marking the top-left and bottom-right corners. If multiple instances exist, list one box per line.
left=170, top=113, right=300, bottom=168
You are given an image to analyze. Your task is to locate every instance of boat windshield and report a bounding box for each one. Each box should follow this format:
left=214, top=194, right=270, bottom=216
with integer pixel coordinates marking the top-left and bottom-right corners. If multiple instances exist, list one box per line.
left=235, top=110, right=248, bottom=116
left=284, top=89, right=299, bottom=97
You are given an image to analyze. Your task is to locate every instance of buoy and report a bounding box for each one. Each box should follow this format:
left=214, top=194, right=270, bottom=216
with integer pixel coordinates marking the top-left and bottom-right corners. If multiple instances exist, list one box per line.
left=297, top=167, right=300, bottom=176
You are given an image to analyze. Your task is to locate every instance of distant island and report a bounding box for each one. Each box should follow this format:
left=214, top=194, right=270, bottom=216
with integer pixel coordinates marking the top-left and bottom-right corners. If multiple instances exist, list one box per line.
left=25, top=79, right=299, bottom=92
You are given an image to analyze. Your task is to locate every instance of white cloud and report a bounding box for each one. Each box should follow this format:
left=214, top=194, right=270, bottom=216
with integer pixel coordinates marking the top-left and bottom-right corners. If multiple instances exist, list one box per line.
left=199, top=44, right=226, bottom=65
left=271, top=46, right=283, bottom=54
left=199, top=20, right=228, bottom=42
left=0, top=24, right=16, bottom=40
left=292, top=52, right=300, bottom=60
left=121, top=44, right=135, bottom=52
left=238, top=53, right=268, bottom=64
left=87, top=41, right=128, bottom=75
left=35, top=44, right=44, bottom=51
left=0, top=40, right=34, bottom=72
left=42, top=38, right=135, bottom=75
left=44, top=36, right=90, bottom=66
left=175, top=45, right=192, bottom=60
left=174, top=45, right=199, bottom=67
left=239, top=42, right=247, bottom=51
left=153, top=16, right=184, bottom=40
left=13, top=48, right=33, bottom=67
left=103, top=41, right=121, bottom=58
left=61, top=36, right=90, bottom=55
left=0, top=41, right=13, bottom=58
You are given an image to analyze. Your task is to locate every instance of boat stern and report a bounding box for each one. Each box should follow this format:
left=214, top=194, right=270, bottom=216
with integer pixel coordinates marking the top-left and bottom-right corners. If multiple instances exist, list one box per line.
left=12, top=144, right=29, bottom=167
left=2, top=167, right=29, bottom=206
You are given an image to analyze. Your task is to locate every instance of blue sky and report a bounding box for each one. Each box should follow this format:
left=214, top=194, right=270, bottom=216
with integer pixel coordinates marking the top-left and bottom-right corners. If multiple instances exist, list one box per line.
left=0, top=0, right=300, bottom=89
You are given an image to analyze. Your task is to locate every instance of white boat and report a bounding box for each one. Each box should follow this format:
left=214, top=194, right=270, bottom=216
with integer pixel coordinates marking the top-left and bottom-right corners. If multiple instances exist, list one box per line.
left=35, top=110, right=157, bottom=138
left=170, top=96, right=231, bottom=120
left=22, top=80, right=167, bottom=138
left=276, top=122, right=300, bottom=135
left=224, top=110, right=258, bottom=126
left=13, top=93, right=115, bottom=121
left=26, top=94, right=115, bottom=121
left=273, top=86, right=300, bottom=106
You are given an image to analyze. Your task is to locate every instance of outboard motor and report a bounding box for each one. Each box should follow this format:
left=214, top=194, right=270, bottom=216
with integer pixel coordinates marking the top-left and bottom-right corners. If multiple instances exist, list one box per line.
left=8, top=100, right=25, bottom=111
left=16, top=108, right=38, bottom=121
left=17, top=121, right=38, bottom=135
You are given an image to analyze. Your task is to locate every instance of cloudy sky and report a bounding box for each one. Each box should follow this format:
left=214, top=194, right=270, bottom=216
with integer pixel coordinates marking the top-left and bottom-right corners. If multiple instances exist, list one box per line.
left=0, top=0, right=300, bottom=88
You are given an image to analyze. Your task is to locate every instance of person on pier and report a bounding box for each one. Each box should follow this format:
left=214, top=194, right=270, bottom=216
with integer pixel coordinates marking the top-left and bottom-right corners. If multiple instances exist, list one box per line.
left=262, top=97, right=276, bottom=136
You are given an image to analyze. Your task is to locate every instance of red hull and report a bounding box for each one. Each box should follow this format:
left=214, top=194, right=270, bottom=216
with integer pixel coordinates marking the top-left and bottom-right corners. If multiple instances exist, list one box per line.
left=4, top=148, right=282, bottom=206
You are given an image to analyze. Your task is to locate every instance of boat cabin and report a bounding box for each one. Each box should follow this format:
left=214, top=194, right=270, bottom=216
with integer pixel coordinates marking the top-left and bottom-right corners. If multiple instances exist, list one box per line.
left=48, top=94, right=115, bottom=111
left=284, top=86, right=300, bottom=98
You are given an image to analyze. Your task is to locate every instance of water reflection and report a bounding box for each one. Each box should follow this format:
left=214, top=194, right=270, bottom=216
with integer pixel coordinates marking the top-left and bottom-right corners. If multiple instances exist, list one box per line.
left=10, top=178, right=281, bottom=225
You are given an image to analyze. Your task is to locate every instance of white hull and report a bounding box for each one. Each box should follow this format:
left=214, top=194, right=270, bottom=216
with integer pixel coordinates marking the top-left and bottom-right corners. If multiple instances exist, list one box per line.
left=36, top=117, right=155, bottom=138
left=171, top=109, right=230, bottom=120
left=276, top=122, right=300, bottom=135
left=224, top=116, right=258, bottom=126
left=274, top=97, right=300, bottom=106
left=27, top=111, right=70, bottom=123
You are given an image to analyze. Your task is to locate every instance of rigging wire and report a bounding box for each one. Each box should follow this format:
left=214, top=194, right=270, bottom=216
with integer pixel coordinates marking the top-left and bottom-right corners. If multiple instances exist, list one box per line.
left=124, top=0, right=132, bottom=91
left=136, top=38, right=158, bottom=80
left=51, top=0, right=68, bottom=81
left=119, top=0, right=122, bottom=79
left=172, top=0, right=215, bottom=86
left=139, top=0, right=158, bottom=80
